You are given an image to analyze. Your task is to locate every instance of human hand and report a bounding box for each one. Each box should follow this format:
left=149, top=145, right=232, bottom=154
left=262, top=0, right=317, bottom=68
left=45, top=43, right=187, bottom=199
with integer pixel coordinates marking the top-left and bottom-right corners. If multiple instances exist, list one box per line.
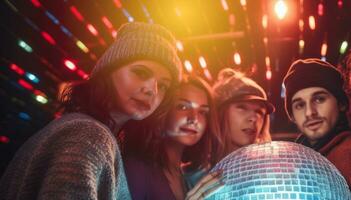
left=185, top=170, right=224, bottom=200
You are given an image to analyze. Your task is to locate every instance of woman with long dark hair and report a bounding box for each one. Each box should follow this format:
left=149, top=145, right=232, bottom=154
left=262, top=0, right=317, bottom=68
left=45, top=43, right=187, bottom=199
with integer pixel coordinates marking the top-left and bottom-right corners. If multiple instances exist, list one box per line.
left=0, top=22, right=182, bottom=200
left=123, top=76, right=224, bottom=200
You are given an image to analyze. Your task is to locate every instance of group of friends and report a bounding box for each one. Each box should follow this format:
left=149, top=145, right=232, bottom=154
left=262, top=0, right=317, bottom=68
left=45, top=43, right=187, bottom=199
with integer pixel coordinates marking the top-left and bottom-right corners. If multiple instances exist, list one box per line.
left=0, top=22, right=350, bottom=199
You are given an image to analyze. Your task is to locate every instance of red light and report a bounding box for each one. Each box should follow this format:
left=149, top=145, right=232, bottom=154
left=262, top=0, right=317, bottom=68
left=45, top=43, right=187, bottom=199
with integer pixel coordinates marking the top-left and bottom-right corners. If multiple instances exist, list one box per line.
left=113, top=0, right=122, bottom=8
left=70, top=6, right=84, bottom=22
left=64, top=59, right=77, bottom=71
left=102, top=16, right=113, bottom=29
left=0, top=136, right=10, bottom=143
left=338, top=0, right=343, bottom=8
left=318, top=3, right=324, bottom=16
left=98, top=38, right=106, bottom=46
left=18, top=79, right=34, bottom=90
left=41, top=31, right=56, bottom=45
left=87, top=24, right=99, bottom=36
left=10, top=64, right=25, bottom=75
left=30, top=0, right=41, bottom=8
left=77, top=69, right=89, bottom=79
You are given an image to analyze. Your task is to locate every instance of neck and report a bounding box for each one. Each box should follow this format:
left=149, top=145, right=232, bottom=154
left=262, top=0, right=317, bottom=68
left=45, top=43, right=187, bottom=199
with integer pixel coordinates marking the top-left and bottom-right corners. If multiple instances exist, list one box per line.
left=164, top=138, right=185, bottom=173
left=109, top=111, right=130, bottom=132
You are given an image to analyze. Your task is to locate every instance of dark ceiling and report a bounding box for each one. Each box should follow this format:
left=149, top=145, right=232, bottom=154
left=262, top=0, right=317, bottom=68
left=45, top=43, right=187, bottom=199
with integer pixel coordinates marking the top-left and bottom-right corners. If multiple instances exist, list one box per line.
left=0, top=0, right=350, bottom=173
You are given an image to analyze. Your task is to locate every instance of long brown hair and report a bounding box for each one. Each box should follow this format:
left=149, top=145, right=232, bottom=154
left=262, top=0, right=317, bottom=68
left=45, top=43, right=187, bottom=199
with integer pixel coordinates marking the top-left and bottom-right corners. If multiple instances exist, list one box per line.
left=122, top=76, right=224, bottom=170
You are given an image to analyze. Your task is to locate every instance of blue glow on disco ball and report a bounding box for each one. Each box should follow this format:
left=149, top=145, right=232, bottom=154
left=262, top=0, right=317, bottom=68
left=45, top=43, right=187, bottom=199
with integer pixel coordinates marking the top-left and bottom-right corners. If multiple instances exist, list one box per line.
left=207, top=141, right=350, bottom=200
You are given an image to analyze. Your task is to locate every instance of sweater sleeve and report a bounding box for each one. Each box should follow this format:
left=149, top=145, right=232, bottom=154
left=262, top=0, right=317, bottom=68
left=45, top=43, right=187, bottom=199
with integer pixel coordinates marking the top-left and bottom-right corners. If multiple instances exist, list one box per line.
left=37, top=119, right=117, bottom=200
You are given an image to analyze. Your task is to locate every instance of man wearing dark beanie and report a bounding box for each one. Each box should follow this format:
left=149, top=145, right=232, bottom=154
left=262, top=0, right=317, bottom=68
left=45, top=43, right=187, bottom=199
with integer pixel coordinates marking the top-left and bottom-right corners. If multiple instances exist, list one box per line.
left=283, top=58, right=351, bottom=188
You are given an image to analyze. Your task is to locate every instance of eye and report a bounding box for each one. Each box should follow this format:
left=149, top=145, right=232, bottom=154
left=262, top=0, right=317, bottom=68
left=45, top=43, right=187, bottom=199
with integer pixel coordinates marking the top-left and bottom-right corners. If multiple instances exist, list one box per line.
left=176, top=103, right=188, bottom=110
left=255, top=109, right=266, bottom=117
left=132, top=67, right=151, bottom=80
left=293, top=102, right=305, bottom=110
left=236, top=104, right=247, bottom=111
left=199, top=109, right=209, bottom=116
left=313, top=95, right=326, bottom=104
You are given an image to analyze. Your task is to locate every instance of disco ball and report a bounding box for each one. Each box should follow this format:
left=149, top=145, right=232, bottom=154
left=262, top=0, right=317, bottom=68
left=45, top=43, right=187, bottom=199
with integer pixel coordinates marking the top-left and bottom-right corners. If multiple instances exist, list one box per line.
left=207, top=141, right=350, bottom=200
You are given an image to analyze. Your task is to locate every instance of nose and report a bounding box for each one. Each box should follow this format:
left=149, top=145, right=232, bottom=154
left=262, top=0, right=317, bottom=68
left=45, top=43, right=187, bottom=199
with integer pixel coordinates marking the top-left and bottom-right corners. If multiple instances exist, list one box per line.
left=141, top=78, right=158, bottom=97
left=305, top=102, right=317, bottom=117
left=187, top=110, right=199, bottom=125
left=247, top=112, right=258, bottom=123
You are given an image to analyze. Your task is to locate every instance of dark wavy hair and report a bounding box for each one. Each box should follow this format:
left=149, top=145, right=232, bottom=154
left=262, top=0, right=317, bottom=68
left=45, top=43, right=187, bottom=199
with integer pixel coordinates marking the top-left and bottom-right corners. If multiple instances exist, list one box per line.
left=59, top=59, right=177, bottom=132
left=122, top=76, right=224, bottom=171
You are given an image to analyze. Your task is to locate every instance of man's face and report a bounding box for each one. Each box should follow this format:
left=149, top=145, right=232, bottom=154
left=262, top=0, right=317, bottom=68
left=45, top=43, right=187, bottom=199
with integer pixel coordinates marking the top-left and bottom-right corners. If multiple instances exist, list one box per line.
left=291, top=87, right=340, bottom=144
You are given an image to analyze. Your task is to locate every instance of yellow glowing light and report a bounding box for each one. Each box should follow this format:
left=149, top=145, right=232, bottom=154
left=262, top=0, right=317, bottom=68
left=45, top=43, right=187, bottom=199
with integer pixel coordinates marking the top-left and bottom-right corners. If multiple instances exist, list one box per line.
left=265, top=56, right=270, bottom=67
left=299, top=39, right=305, bottom=54
left=176, top=41, right=184, bottom=52
left=76, top=40, right=89, bottom=53
left=321, top=43, right=327, bottom=56
left=199, top=56, right=207, bottom=68
left=234, top=52, right=241, bottom=65
left=184, top=60, right=192, bottom=73
left=262, top=14, right=268, bottom=29
left=309, top=16, right=316, bottom=30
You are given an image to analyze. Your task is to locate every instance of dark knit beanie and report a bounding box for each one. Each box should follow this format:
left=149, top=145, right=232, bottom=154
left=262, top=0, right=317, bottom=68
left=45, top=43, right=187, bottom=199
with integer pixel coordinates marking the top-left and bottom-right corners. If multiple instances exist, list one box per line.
left=283, top=58, right=348, bottom=120
left=213, top=68, right=275, bottom=113
left=90, top=22, right=182, bottom=82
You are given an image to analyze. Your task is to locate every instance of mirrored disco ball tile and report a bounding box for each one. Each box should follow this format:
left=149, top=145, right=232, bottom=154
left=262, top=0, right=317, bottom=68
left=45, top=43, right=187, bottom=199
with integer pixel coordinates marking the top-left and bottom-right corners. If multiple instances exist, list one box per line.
left=207, top=141, right=350, bottom=200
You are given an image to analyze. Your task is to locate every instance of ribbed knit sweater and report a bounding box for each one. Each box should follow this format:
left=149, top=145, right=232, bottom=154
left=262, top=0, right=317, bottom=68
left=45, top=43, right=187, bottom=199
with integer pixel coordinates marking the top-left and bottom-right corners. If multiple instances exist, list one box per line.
left=0, top=113, right=131, bottom=200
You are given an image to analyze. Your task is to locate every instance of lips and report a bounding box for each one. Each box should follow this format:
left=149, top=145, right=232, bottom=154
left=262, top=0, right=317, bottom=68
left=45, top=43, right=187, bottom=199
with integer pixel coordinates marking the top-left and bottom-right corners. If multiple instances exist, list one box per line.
left=242, top=128, right=257, bottom=135
left=179, top=127, right=198, bottom=135
left=132, top=98, right=151, bottom=111
left=305, top=120, right=324, bottom=131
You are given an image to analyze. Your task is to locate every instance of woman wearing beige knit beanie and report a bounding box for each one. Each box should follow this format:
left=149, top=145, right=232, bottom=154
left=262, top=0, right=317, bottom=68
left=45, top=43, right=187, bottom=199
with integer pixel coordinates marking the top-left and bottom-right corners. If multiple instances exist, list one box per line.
left=0, top=22, right=182, bottom=200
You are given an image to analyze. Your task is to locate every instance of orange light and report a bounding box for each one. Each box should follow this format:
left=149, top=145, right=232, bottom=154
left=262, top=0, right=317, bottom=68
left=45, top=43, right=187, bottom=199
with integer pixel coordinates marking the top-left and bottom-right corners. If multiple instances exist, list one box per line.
left=229, top=14, right=235, bottom=26
left=112, top=29, right=117, bottom=38
left=309, top=16, right=316, bottom=30
left=64, top=59, right=77, bottom=71
left=321, top=43, right=327, bottom=56
left=113, top=0, right=122, bottom=8
left=265, top=56, right=271, bottom=67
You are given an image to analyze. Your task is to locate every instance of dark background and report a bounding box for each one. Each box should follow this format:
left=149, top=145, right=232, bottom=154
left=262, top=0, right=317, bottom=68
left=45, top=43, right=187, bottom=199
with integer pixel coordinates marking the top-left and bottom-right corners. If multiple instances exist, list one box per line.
left=1, top=0, right=351, bottom=175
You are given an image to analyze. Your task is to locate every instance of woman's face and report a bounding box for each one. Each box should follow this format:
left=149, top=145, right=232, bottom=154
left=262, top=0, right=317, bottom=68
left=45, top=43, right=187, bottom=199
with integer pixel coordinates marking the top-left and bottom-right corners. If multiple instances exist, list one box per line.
left=165, top=84, right=209, bottom=146
left=226, top=101, right=267, bottom=148
left=111, top=60, right=171, bottom=120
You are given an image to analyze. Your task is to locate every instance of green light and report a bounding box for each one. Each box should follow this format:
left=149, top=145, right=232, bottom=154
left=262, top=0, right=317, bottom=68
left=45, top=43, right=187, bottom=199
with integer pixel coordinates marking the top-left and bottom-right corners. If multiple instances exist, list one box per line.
left=35, top=95, right=48, bottom=104
left=18, top=40, right=33, bottom=53
left=340, top=41, right=348, bottom=54
left=76, top=40, right=89, bottom=53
